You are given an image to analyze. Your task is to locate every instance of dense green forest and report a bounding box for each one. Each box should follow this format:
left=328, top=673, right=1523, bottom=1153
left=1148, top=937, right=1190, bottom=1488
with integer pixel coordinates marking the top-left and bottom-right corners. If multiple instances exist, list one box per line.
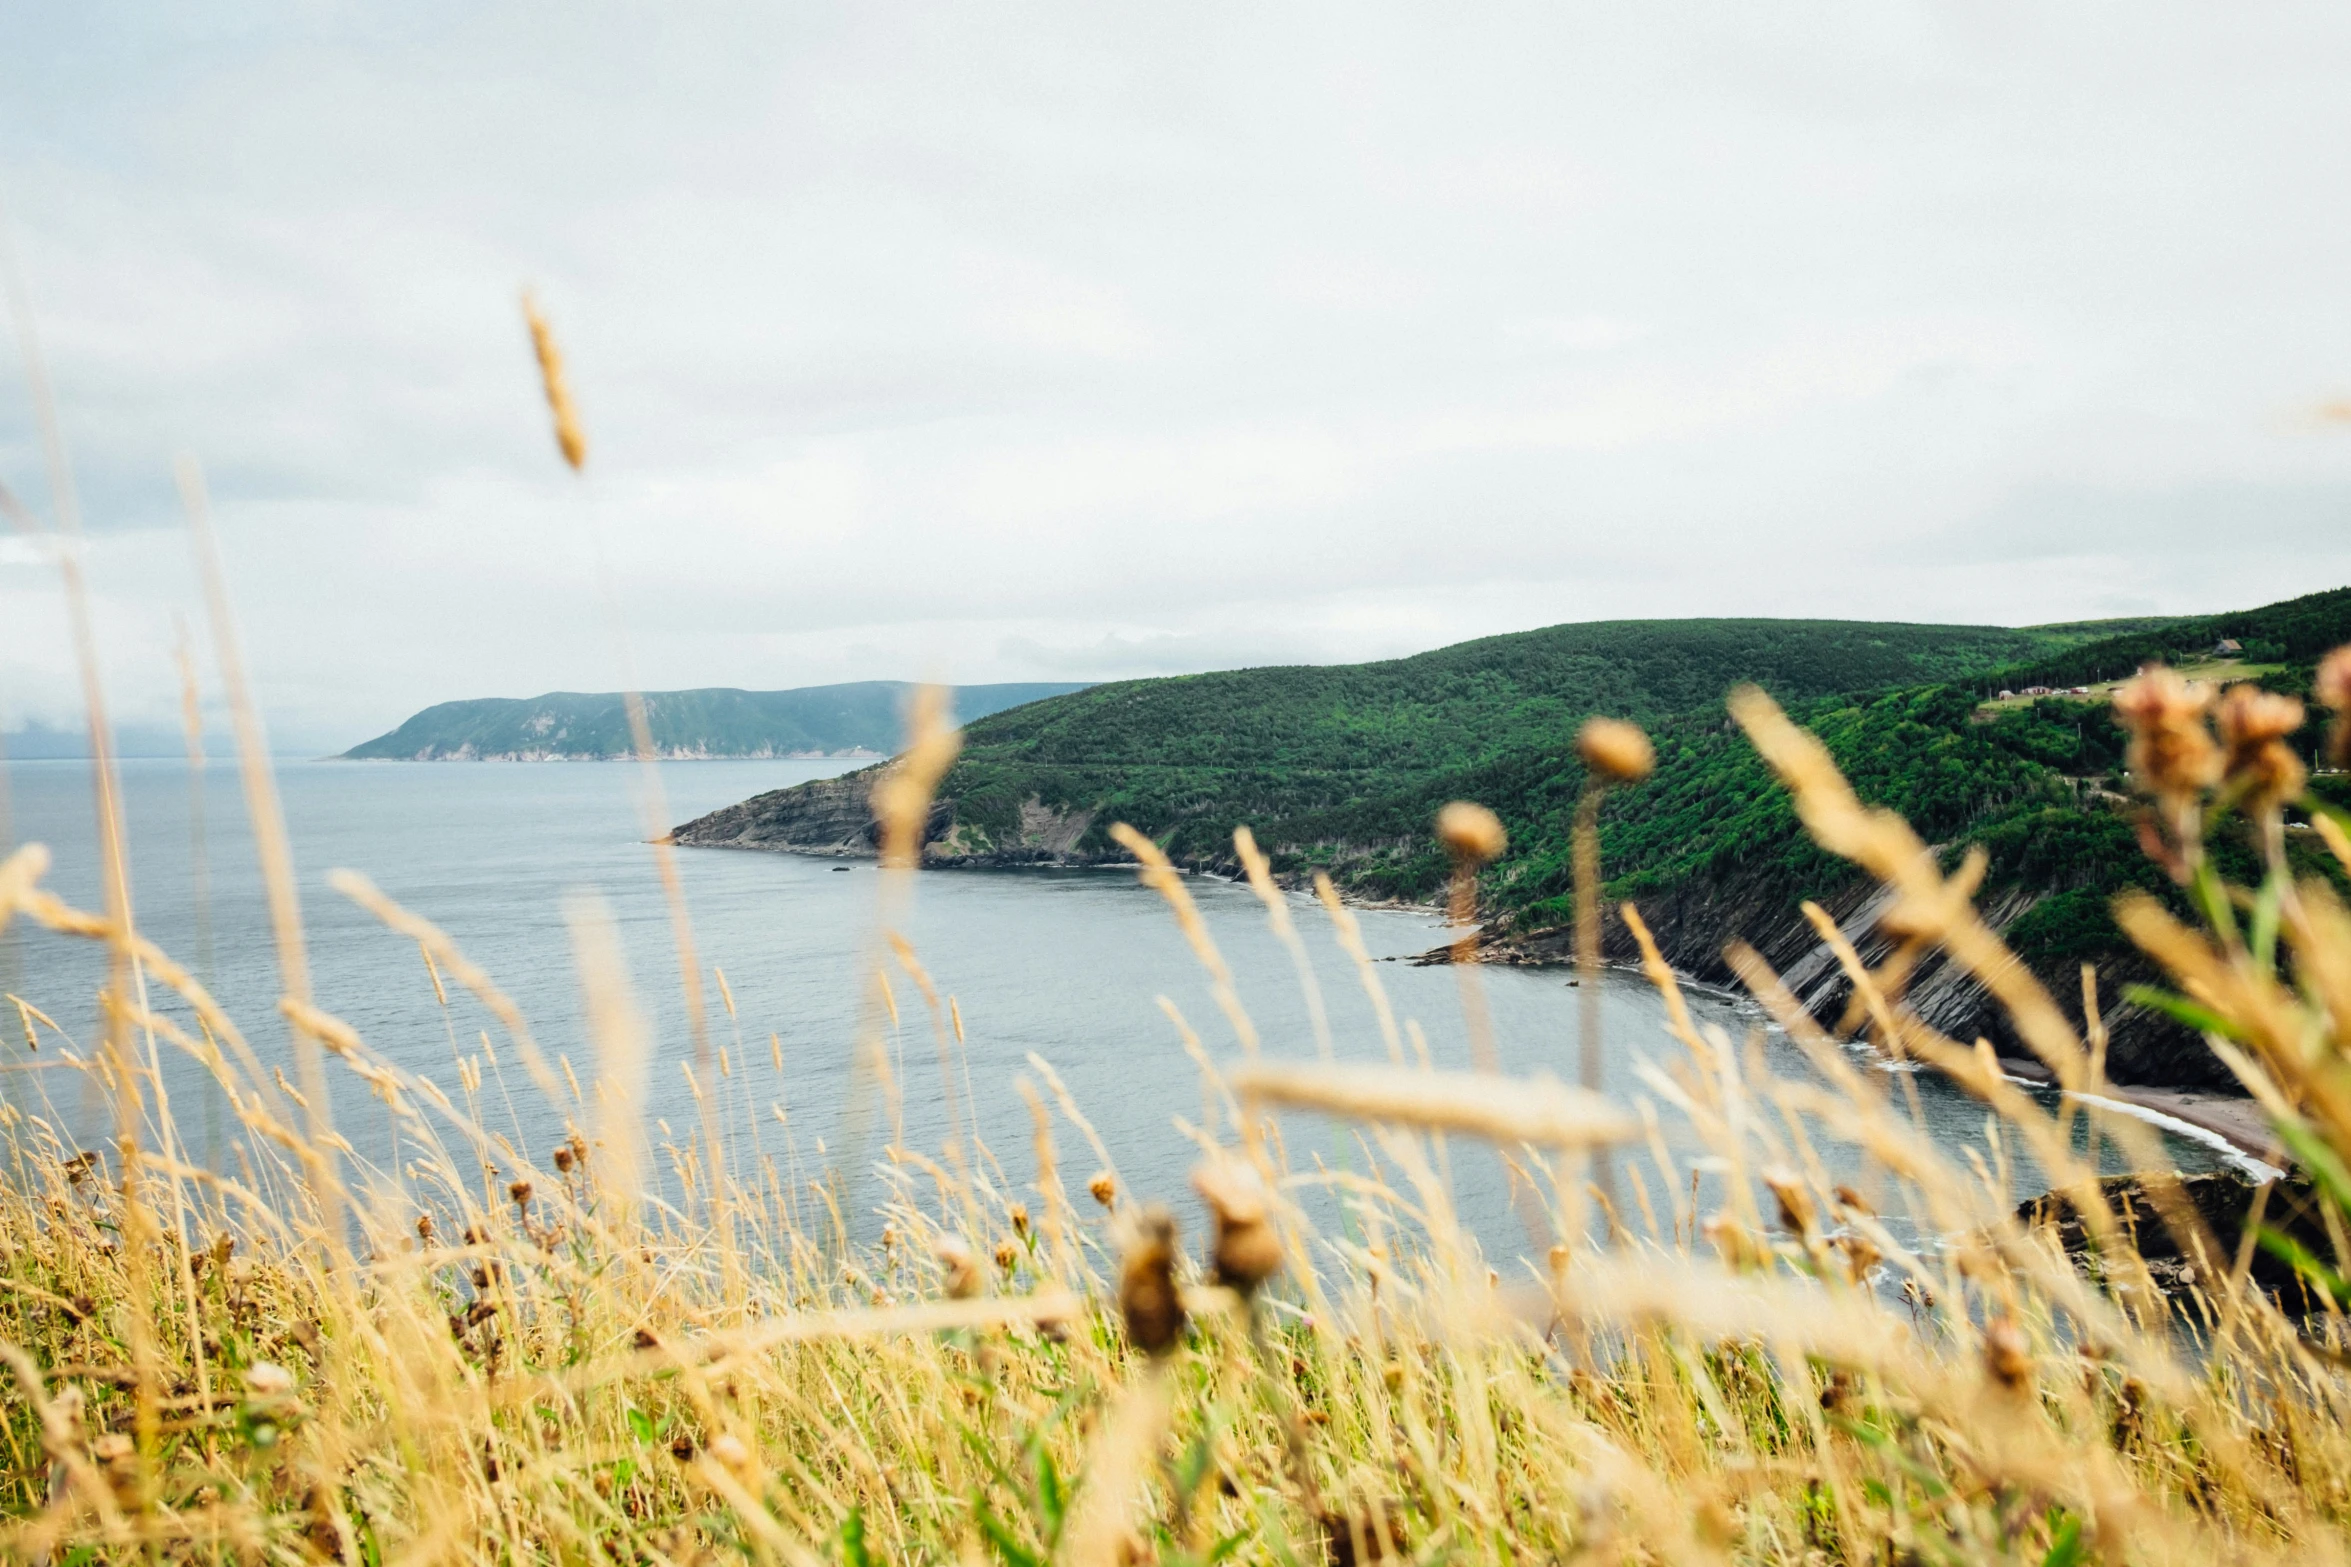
left=932, top=614, right=2168, bottom=865
left=342, top=681, right=1087, bottom=760
left=935, top=617, right=2147, bottom=841
left=1980, top=586, right=2351, bottom=692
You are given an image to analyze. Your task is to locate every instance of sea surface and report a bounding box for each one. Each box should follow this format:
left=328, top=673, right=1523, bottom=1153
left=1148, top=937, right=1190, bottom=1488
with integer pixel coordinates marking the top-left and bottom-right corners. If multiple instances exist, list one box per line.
left=0, top=756, right=2229, bottom=1260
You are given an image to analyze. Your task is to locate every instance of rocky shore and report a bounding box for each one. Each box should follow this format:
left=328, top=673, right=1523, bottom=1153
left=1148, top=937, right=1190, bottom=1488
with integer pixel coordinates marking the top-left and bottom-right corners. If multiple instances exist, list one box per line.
left=2018, top=1171, right=2329, bottom=1302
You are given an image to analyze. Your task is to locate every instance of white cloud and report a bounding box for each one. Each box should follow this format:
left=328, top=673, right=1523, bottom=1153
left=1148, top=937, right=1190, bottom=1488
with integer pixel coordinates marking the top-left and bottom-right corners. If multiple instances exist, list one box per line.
left=1, top=2, right=2349, bottom=749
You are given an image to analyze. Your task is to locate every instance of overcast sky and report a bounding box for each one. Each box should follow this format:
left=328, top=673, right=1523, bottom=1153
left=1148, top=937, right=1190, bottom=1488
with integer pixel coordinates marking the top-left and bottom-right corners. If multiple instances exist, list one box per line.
left=3, top=3, right=2349, bottom=750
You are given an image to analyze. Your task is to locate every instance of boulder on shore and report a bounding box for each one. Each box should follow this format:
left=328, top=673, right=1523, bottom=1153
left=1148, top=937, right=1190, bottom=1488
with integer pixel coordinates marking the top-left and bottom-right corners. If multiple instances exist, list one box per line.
left=2017, top=1171, right=2334, bottom=1303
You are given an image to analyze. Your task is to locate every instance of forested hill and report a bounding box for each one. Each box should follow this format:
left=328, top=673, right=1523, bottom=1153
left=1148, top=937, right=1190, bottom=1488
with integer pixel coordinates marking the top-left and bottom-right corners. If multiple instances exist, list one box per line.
left=341, top=681, right=1089, bottom=760
left=1985, top=586, right=2351, bottom=691
left=673, top=592, right=2351, bottom=1088
left=943, top=617, right=2114, bottom=777
left=676, top=614, right=2175, bottom=849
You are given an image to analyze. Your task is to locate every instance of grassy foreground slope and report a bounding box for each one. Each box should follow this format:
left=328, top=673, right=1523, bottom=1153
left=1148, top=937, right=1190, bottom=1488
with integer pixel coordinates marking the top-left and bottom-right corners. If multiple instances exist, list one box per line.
left=342, top=681, right=1088, bottom=760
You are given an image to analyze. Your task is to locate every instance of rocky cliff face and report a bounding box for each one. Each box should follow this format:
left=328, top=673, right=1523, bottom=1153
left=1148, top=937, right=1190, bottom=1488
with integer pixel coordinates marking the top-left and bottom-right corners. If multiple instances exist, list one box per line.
left=1482, top=861, right=2221, bottom=1089
left=671, top=770, right=891, bottom=854
left=671, top=772, right=1106, bottom=867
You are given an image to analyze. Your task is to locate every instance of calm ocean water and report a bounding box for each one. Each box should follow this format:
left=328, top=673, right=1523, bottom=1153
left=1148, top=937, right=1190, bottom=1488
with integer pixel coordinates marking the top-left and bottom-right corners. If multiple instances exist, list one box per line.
left=0, top=756, right=2223, bottom=1256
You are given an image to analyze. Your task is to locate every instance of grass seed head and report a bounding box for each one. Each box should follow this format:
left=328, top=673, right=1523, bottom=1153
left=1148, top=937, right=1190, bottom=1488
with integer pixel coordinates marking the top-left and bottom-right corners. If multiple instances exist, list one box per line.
left=1833, top=1233, right=1881, bottom=1285
left=1702, top=1212, right=1767, bottom=1272
left=1760, top=1166, right=1815, bottom=1238
left=935, top=1235, right=983, bottom=1300
left=1982, top=1316, right=2033, bottom=1390
left=2112, top=665, right=2221, bottom=802
left=1436, top=801, right=1507, bottom=865
left=1576, top=717, right=1655, bottom=784
left=2316, top=642, right=2351, bottom=762
left=1119, top=1205, right=1186, bottom=1357
left=1194, top=1158, right=1282, bottom=1295
left=2214, top=682, right=2308, bottom=808
left=521, top=292, right=587, bottom=472
left=1089, top=1170, right=1117, bottom=1208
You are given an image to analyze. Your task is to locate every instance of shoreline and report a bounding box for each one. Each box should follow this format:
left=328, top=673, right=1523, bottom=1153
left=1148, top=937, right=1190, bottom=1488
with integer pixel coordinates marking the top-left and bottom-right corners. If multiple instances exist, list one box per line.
left=1998, top=1056, right=2284, bottom=1175
left=677, top=843, right=2287, bottom=1172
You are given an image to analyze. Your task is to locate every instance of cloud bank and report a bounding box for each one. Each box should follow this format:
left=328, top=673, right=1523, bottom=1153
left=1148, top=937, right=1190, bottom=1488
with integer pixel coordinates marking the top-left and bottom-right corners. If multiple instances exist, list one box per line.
left=2, top=3, right=2348, bottom=749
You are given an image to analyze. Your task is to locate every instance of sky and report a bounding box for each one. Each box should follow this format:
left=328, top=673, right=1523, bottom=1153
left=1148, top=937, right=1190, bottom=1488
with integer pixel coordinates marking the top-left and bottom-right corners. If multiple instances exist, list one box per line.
left=2, top=3, right=2349, bottom=752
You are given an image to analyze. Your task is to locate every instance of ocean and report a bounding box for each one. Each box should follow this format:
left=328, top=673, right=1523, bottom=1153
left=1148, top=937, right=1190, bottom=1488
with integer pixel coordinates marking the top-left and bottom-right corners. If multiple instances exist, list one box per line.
left=0, top=755, right=2226, bottom=1257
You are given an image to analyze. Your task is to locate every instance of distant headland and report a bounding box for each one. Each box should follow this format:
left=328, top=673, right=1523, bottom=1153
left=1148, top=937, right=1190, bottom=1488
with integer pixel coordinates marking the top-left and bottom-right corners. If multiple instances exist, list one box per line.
left=338, top=681, right=1090, bottom=761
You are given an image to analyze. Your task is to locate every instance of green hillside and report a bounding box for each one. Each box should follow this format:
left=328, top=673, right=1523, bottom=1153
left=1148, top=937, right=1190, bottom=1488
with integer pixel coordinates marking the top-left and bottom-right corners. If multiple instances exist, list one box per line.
left=932, top=616, right=2161, bottom=853
left=342, top=681, right=1089, bottom=760
left=1987, top=587, right=2351, bottom=692
left=677, top=593, right=2351, bottom=1085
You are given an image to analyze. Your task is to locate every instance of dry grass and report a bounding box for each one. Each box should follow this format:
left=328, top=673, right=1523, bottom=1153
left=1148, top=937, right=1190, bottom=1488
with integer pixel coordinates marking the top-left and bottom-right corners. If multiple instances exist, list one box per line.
left=3, top=664, right=2351, bottom=1567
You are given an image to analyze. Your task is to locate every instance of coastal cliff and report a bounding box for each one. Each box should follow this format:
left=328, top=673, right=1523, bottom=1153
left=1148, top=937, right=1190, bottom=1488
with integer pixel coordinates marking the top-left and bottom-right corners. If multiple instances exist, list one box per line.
left=672, top=768, right=1103, bottom=867
left=671, top=592, right=2351, bottom=1095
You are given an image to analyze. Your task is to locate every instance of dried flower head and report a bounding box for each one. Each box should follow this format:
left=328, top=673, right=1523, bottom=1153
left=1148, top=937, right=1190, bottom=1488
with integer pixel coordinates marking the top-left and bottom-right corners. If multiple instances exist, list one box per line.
left=551, top=1144, right=575, bottom=1175
left=415, top=1213, right=434, bottom=1242
left=2316, top=644, right=2351, bottom=764
left=1983, top=1316, right=2033, bottom=1390
left=1009, top=1203, right=1030, bottom=1239
left=1088, top=1170, right=1118, bottom=1209
left=994, top=1240, right=1019, bottom=1272
left=1118, top=1205, right=1186, bottom=1357
left=1576, top=717, right=1655, bottom=784
left=1435, top=801, right=1508, bottom=865
left=1701, top=1212, right=1767, bottom=1273
left=2112, top=666, right=2220, bottom=802
left=935, top=1235, right=983, bottom=1300
left=1833, top=1232, right=1881, bottom=1286
left=1193, top=1158, right=1283, bottom=1295
left=2214, top=683, right=2308, bottom=808
left=1760, top=1166, right=1815, bottom=1238
left=508, top=1180, right=533, bottom=1209
left=521, top=292, right=587, bottom=472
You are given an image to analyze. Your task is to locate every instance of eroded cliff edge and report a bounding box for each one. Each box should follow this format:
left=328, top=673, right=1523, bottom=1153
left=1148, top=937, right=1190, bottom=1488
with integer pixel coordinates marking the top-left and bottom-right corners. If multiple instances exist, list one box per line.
left=671, top=766, right=1104, bottom=867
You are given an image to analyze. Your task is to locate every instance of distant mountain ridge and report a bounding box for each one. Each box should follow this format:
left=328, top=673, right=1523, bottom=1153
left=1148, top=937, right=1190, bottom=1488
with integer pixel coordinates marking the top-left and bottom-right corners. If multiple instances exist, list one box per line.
left=341, top=682, right=1090, bottom=761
